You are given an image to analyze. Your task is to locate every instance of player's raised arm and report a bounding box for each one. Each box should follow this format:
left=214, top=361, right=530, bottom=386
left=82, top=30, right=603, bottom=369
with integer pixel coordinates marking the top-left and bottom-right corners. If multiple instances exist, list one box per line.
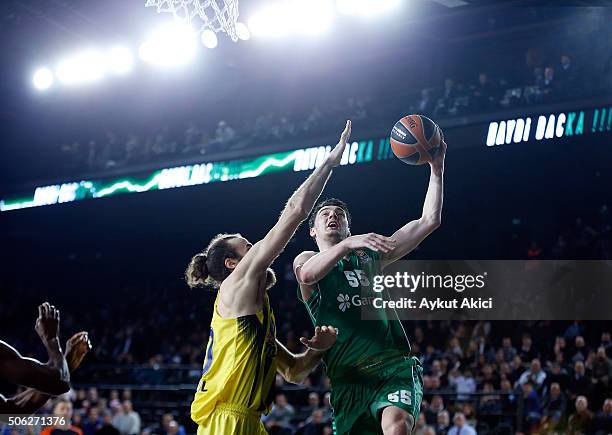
left=0, top=303, right=70, bottom=396
left=234, top=121, right=352, bottom=278
left=294, top=232, right=396, bottom=286
left=0, top=332, right=91, bottom=418
left=379, top=140, right=446, bottom=269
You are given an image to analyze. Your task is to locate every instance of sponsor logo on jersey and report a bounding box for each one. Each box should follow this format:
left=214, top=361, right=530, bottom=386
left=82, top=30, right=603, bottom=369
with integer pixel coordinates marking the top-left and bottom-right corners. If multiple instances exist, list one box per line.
left=337, top=294, right=351, bottom=312
left=337, top=293, right=377, bottom=311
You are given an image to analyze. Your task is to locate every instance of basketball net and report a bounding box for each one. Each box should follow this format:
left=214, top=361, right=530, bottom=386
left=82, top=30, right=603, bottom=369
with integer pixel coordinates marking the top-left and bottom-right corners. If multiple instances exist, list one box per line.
left=145, top=0, right=240, bottom=42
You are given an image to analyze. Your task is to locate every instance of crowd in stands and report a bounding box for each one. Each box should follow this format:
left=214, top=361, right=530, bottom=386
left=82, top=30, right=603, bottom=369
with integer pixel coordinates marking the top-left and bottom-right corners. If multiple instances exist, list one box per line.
left=1, top=201, right=611, bottom=434
left=0, top=387, right=190, bottom=435
left=524, top=204, right=611, bottom=261
left=52, top=37, right=612, bottom=177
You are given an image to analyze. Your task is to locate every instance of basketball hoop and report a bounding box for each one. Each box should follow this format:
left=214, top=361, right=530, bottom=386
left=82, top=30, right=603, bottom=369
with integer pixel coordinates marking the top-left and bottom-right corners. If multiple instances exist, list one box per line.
left=145, top=0, right=240, bottom=42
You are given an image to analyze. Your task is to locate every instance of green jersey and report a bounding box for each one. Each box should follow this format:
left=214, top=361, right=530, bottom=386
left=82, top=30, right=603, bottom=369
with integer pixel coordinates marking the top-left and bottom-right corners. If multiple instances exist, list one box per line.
left=298, top=248, right=411, bottom=381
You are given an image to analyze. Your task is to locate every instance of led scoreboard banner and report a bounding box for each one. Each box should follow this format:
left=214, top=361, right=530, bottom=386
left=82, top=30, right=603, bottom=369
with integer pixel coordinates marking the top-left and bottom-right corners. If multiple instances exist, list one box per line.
left=1, top=102, right=611, bottom=212
left=485, top=105, right=612, bottom=146
left=0, top=139, right=388, bottom=212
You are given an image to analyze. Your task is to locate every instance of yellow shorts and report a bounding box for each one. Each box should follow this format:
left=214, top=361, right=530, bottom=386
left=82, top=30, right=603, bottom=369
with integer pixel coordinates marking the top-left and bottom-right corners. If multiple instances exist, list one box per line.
left=196, top=403, right=267, bottom=435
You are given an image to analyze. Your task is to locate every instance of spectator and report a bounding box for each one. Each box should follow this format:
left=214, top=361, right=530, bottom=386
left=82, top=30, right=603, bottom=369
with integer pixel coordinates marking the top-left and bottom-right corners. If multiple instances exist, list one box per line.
left=517, top=358, right=547, bottom=391
left=108, top=390, right=121, bottom=410
left=214, top=120, right=236, bottom=144
left=568, top=360, right=593, bottom=400
left=111, top=401, right=141, bottom=435
left=479, top=382, right=501, bottom=414
left=320, top=392, right=332, bottom=422
left=160, top=414, right=186, bottom=435
left=478, top=364, right=500, bottom=390
left=591, top=398, right=612, bottom=435
left=541, top=66, right=558, bottom=102
left=571, top=336, right=588, bottom=362
left=592, top=346, right=612, bottom=386
left=540, top=382, right=566, bottom=431
left=447, top=412, right=476, bottom=435
left=262, top=393, right=295, bottom=435
left=508, top=355, right=523, bottom=385
left=501, top=337, right=517, bottom=362
left=471, top=72, right=498, bottom=110
left=557, top=54, right=578, bottom=95
left=449, top=368, right=476, bottom=401
left=88, top=387, right=100, bottom=407
left=413, top=413, right=427, bottom=435
left=546, top=362, right=569, bottom=392
left=300, top=392, right=321, bottom=418
left=82, top=407, right=102, bottom=435
left=521, top=382, right=541, bottom=432
left=567, top=395, right=594, bottom=435
left=519, top=334, right=538, bottom=362
left=461, top=403, right=477, bottom=428
left=500, top=379, right=517, bottom=414
left=95, top=411, right=119, bottom=435
left=425, top=395, right=445, bottom=425
left=40, top=399, right=83, bottom=435
left=302, top=409, right=326, bottom=435
left=435, top=410, right=450, bottom=434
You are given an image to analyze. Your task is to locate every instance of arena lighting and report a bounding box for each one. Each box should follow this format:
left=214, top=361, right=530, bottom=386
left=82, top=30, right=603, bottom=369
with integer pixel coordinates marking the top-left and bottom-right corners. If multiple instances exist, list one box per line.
left=32, top=68, right=54, bottom=90
left=336, top=0, right=401, bottom=16
left=248, top=0, right=334, bottom=38
left=107, top=46, right=134, bottom=74
left=56, top=50, right=107, bottom=85
left=248, top=5, right=291, bottom=38
left=138, top=22, right=197, bottom=67
left=200, top=29, right=218, bottom=49
left=235, top=22, right=251, bottom=41
left=291, top=0, right=334, bottom=35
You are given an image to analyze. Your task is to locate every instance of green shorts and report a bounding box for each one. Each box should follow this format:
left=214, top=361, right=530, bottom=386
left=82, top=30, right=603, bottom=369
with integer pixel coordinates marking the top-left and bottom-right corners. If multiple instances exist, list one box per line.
left=329, top=356, right=423, bottom=435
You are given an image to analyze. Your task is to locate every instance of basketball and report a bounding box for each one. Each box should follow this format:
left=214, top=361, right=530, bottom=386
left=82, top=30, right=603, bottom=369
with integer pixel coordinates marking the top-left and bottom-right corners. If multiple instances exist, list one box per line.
left=390, top=114, right=443, bottom=165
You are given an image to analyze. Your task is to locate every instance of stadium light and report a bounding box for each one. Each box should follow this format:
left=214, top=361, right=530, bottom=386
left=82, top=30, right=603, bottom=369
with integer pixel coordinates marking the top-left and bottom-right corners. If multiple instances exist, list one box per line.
left=248, top=5, right=291, bottom=38
left=56, top=50, right=107, bottom=85
left=249, top=0, right=334, bottom=38
left=200, top=29, right=218, bottom=49
left=139, top=23, right=197, bottom=67
left=235, top=22, right=251, bottom=41
left=336, top=0, right=401, bottom=16
left=107, top=46, right=134, bottom=74
left=33, top=68, right=54, bottom=90
left=291, top=0, right=333, bottom=35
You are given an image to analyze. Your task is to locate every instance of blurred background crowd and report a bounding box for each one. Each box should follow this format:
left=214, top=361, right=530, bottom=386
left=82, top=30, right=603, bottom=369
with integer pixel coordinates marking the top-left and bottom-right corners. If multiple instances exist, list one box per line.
left=1, top=201, right=611, bottom=435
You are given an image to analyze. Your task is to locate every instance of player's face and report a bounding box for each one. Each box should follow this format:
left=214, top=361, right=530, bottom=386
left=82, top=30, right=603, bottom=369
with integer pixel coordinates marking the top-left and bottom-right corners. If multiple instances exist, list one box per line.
left=310, top=206, right=350, bottom=241
left=229, top=237, right=252, bottom=260
left=228, top=237, right=277, bottom=289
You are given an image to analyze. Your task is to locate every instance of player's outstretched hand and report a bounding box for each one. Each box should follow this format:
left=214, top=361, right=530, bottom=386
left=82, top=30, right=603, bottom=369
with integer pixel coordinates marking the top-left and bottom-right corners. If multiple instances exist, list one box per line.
left=327, top=120, right=352, bottom=167
left=300, top=325, right=338, bottom=352
left=429, top=137, right=447, bottom=176
left=35, top=302, right=60, bottom=343
left=65, top=331, right=92, bottom=371
left=341, top=233, right=396, bottom=253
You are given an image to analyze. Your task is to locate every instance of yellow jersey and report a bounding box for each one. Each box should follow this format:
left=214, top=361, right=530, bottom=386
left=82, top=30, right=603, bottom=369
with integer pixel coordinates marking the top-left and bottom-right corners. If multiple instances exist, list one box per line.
left=191, top=293, right=278, bottom=426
